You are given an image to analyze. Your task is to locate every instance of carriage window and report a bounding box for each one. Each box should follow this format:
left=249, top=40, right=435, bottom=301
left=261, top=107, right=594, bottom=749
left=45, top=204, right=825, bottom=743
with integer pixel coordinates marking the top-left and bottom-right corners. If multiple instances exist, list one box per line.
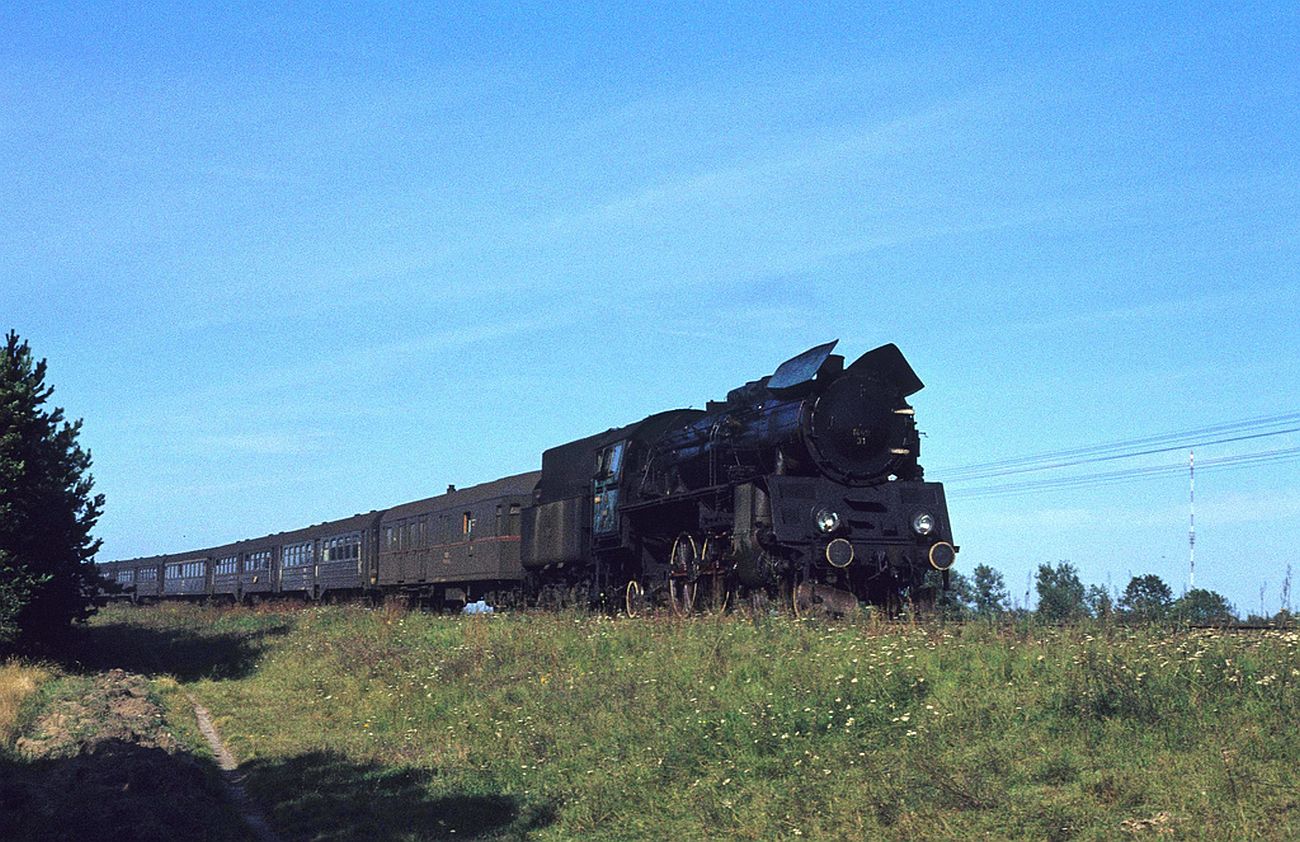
left=246, top=550, right=271, bottom=571
left=283, top=542, right=313, bottom=568
left=324, top=534, right=360, bottom=562
left=138, top=568, right=157, bottom=582
left=462, top=512, right=474, bottom=535
left=384, top=526, right=396, bottom=550
left=215, top=556, right=237, bottom=576
left=509, top=503, right=521, bottom=536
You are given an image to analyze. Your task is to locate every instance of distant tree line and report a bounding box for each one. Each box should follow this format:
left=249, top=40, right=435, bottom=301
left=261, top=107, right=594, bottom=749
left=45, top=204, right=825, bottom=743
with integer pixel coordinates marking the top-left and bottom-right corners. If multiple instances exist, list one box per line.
left=930, top=560, right=1291, bottom=626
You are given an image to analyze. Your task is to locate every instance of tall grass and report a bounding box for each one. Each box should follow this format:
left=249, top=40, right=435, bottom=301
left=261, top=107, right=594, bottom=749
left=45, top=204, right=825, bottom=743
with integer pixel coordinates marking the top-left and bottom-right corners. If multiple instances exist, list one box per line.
left=0, top=659, right=50, bottom=746
left=93, top=604, right=1300, bottom=840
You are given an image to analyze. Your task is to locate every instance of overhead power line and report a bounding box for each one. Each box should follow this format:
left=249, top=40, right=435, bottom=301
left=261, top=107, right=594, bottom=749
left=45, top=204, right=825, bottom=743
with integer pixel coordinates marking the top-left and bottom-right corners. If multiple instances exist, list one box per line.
left=942, top=426, right=1300, bottom=483
left=946, top=446, right=1300, bottom=500
left=932, top=410, right=1300, bottom=500
left=938, top=411, right=1300, bottom=480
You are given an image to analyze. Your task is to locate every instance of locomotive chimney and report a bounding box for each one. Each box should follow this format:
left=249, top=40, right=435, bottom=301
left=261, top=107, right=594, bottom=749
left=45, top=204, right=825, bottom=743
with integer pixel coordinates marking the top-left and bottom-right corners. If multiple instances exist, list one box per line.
left=447, top=484, right=456, bottom=494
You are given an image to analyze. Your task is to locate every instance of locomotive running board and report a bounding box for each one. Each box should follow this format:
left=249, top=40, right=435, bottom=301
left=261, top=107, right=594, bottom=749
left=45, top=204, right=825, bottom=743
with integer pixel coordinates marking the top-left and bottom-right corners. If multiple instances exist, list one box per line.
left=620, top=483, right=731, bottom=513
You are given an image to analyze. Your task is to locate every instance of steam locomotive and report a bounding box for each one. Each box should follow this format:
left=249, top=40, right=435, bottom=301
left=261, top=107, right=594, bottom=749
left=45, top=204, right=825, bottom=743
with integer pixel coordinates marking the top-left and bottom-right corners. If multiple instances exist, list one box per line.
left=101, top=341, right=955, bottom=616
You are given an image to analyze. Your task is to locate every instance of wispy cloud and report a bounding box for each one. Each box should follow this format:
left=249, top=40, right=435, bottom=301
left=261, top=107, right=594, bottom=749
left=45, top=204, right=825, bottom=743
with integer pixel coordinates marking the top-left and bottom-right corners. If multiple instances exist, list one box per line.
left=198, top=430, right=335, bottom=456
left=962, top=505, right=1101, bottom=532
left=195, top=315, right=562, bottom=404
left=967, top=487, right=1300, bottom=534
left=1014, top=283, right=1300, bottom=335
left=541, top=89, right=1009, bottom=240
left=1186, top=488, right=1300, bottom=528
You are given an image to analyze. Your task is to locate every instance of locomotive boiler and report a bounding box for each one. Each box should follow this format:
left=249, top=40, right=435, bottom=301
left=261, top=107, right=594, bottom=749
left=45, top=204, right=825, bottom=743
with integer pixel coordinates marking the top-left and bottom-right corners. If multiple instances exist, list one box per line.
left=520, top=341, right=956, bottom=615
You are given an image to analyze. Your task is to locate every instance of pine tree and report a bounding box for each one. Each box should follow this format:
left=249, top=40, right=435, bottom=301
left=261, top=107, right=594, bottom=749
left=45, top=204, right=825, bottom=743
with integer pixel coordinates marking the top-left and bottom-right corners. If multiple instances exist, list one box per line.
left=0, top=331, right=104, bottom=646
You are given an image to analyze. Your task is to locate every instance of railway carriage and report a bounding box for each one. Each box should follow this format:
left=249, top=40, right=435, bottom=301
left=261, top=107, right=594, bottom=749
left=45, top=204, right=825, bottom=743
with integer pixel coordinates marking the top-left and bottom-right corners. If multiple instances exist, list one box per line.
left=100, top=555, right=165, bottom=602
left=163, top=555, right=210, bottom=598
left=211, top=551, right=240, bottom=598
left=134, top=560, right=163, bottom=600
left=237, top=544, right=275, bottom=601
left=311, top=512, right=384, bottom=599
left=277, top=532, right=316, bottom=595
left=98, top=558, right=139, bottom=600
left=376, top=472, right=539, bottom=608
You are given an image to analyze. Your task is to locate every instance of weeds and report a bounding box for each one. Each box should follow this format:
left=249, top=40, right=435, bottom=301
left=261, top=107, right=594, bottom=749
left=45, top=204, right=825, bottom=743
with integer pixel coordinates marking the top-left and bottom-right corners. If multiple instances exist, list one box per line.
left=0, top=659, right=51, bottom=746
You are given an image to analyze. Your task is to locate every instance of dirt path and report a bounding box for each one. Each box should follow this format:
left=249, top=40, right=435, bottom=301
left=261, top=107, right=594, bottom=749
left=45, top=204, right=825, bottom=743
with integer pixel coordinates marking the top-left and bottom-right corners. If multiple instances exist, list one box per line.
left=0, top=669, right=281, bottom=842
left=188, top=693, right=282, bottom=842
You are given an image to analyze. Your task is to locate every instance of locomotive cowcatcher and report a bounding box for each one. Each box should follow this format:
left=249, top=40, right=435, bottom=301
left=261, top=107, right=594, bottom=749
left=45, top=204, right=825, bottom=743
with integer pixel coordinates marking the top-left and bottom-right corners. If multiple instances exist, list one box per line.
left=519, top=340, right=956, bottom=615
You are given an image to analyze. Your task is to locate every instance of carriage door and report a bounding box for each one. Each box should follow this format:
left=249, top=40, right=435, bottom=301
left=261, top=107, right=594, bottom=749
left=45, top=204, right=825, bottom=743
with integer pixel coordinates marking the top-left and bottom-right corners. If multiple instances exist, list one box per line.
left=593, top=440, right=626, bottom=536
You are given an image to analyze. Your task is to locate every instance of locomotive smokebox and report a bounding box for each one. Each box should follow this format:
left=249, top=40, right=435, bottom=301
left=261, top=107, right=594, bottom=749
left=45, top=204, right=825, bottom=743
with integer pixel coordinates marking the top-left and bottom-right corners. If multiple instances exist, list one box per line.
left=804, top=370, right=913, bottom=484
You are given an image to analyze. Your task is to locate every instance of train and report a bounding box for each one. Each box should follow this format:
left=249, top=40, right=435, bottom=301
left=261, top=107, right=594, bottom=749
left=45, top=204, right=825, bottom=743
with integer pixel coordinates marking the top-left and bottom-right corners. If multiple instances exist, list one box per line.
left=99, top=340, right=956, bottom=616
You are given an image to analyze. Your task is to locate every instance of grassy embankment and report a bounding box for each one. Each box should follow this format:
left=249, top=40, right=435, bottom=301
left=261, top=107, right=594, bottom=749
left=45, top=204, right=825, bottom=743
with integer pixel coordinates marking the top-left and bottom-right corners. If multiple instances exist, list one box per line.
left=58, top=605, right=1300, bottom=839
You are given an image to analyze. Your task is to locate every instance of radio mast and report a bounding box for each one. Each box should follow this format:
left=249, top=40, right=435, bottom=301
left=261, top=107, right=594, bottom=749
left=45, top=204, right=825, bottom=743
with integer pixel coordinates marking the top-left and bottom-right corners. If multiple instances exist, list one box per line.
left=1189, top=450, right=1196, bottom=590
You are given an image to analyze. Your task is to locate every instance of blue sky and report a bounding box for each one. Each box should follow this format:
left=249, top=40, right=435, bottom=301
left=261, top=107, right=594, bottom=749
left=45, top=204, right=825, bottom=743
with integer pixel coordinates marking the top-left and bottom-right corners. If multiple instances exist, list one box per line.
left=5, top=3, right=1298, bottom=613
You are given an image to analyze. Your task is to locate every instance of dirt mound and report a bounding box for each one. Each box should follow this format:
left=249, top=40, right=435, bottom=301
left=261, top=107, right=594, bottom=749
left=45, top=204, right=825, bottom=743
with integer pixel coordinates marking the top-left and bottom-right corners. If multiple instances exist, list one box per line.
left=15, top=669, right=178, bottom=758
left=0, top=669, right=242, bottom=841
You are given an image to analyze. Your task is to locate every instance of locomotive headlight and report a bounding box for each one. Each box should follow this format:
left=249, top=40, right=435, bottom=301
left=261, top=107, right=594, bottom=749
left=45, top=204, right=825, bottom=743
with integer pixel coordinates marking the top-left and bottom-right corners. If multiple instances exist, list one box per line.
left=911, top=512, right=935, bottom=536
left=929, top=542, right=957, bottom=571
left=815, top=508, right=841, bottom=534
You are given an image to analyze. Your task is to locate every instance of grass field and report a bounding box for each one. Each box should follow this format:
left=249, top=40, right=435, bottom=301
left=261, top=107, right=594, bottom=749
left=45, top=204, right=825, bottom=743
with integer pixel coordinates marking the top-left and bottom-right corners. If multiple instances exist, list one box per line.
left=11, top=604, right=1300, bottom=840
